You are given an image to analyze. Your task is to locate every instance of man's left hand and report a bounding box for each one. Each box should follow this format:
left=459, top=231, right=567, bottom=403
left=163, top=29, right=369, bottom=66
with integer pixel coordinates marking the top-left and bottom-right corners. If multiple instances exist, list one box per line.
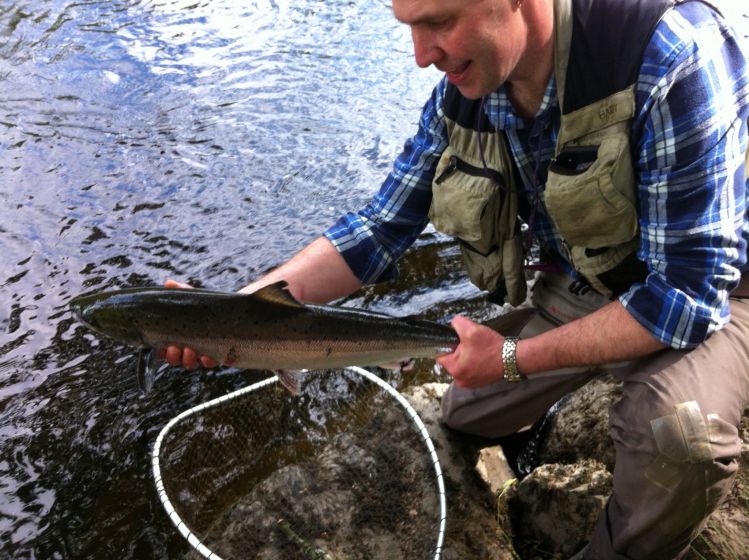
left=437, top=315, right=505, bottom=389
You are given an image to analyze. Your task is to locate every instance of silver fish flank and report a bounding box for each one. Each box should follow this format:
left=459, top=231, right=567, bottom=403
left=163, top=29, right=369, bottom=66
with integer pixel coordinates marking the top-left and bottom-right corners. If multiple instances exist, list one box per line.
left=69, top=282, right=460, bottom=391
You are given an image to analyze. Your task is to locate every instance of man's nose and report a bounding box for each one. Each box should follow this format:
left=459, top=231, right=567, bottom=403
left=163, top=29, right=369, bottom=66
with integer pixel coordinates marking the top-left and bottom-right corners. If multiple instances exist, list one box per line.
left=411, top=28, right=443, bottom=68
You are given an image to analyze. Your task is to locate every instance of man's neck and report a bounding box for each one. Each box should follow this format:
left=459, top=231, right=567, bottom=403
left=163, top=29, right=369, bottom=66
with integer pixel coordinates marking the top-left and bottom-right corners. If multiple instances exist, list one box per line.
left=506, top=78, right=550, bottom=119
left=506, top=0, right=555, bottom=119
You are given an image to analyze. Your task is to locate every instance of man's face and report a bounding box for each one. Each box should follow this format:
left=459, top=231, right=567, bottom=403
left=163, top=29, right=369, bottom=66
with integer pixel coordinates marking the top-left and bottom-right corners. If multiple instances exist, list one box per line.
left=392, top=0, right=527, bottom=99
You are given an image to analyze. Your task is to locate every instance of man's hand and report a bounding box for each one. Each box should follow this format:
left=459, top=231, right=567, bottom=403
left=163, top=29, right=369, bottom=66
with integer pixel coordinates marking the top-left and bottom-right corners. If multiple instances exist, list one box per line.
left=436, top=315, right=505, bottom=389
left=162, top=279, right=218, bottom=370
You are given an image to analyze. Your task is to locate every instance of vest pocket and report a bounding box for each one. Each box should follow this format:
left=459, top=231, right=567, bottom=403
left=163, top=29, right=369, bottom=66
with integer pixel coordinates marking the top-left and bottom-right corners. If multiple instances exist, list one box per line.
left=429, top=147, right=502, bottom=257
left=545, top=134, right=638, bottom=249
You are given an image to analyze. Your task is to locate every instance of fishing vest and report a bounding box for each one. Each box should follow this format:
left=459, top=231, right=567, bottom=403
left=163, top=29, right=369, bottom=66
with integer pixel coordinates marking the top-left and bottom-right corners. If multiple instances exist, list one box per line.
left=429, top=0, right=747, bottom=304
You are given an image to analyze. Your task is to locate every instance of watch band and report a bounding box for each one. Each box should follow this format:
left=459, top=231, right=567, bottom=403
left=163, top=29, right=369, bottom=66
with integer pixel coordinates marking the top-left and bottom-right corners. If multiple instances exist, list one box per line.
left=501, top=336, right=526, bottom=383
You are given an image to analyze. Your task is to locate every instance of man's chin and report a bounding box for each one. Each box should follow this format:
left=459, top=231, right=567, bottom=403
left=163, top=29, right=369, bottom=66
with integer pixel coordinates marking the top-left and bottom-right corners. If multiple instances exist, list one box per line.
left=453, top=82, right=493, bottom=100
left=455, top=86, right=485, bottom=100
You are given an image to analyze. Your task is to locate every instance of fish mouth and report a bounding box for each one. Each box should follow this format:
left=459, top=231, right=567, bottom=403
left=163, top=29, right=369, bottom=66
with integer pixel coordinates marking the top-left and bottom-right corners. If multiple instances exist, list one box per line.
left=69, top=298, right=90, bottom=325
left=70, top=293, right=100, bottom=316
left=69, top=295, right=108, bottom=335
left=72, top=307, right=101, bottom=334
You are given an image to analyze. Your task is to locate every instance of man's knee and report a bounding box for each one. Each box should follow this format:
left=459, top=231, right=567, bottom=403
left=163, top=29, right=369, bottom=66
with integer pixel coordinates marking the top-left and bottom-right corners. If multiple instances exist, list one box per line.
left=595, top=395, right=741, bottom=558
left=440, top=383, right=523, bottom=438
left=611, top=391, right=741, bottom=488
left=440, top=383, right=495, bottom=436
left=442, top=371, right=599, bottom=438
left=440, top=385, right=462, bottom=430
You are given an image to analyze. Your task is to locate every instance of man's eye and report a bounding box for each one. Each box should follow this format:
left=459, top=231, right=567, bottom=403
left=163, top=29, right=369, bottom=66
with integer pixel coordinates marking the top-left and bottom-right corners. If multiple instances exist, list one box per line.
left=427, top=18, right=452, bottom=30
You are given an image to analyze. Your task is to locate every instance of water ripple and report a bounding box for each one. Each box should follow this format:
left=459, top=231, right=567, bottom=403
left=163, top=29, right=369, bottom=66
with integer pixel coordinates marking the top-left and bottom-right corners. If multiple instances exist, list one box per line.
left=0, top=0, right=454, bottom=557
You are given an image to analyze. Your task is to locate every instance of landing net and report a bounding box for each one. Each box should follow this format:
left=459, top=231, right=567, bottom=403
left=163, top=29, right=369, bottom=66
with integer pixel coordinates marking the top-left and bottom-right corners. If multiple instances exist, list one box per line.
left=152, top=367, right=447, bottom=560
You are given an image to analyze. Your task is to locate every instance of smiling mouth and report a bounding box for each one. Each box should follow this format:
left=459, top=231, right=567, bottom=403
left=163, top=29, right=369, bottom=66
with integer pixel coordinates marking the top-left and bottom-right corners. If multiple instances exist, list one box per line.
left=444, top=61, right=470, bottom=80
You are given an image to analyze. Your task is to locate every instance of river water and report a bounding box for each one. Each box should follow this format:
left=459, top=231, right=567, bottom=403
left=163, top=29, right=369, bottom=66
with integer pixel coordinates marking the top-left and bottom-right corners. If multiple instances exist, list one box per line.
left=0, top=1, right=495, bottom=557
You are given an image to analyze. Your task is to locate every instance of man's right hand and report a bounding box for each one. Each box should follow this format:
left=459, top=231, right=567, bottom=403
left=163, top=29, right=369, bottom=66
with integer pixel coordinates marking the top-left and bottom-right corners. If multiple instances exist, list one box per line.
left=163, top=279, right=218, bottom=370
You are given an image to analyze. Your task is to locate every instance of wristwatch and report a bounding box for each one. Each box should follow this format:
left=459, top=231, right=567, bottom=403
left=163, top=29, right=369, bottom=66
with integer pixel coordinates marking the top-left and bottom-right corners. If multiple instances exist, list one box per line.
left=501, top=336, right=527, bottom=383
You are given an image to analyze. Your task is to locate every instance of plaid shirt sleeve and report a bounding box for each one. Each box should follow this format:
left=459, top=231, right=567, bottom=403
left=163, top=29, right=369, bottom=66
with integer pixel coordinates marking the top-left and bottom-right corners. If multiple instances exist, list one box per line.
left=323, top=78, right=449, bottom=284
left=620, top=3, right=749, bottom=349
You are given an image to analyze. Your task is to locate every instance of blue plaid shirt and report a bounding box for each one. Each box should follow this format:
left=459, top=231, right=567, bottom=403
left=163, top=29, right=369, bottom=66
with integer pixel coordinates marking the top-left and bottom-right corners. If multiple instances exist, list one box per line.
left=325, top=3, right=749, bottom=349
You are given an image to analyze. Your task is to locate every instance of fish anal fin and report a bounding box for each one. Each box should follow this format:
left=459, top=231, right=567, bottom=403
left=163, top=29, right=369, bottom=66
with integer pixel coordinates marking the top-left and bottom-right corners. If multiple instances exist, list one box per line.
left=252, top=281, right=304, bottom=309
left=378, top=358, right=415, bottom=372
left=275, top=369, right=306, bottom=395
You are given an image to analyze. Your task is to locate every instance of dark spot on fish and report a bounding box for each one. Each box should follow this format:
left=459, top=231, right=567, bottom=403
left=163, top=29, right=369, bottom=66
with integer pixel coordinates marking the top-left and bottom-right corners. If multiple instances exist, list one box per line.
left=225, top=347, right=238, bottom=366
left=326, top=347, right=332, bottom=357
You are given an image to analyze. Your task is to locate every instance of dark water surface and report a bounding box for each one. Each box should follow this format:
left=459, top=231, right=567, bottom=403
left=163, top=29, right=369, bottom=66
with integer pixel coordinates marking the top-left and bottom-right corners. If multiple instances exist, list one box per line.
left=0, top=1, right=491, bottom=558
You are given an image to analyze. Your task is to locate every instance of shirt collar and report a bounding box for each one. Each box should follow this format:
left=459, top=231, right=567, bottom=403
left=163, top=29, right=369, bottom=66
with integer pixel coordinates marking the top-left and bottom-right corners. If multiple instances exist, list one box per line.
left=483, top=76, right=558, bottom=132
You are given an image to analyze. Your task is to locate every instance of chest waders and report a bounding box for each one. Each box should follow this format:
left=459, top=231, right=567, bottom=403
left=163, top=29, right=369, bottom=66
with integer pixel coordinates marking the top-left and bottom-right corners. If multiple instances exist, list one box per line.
left=429, top=0, right=746, bottom=304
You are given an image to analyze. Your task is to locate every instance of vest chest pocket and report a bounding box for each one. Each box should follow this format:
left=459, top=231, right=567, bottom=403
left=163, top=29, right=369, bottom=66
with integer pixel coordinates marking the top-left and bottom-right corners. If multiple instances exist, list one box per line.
left=545, top=133, right=639, bottom=249
left=429, top=145, right=527, bottom=303
left=429, top=147, right=503, bottom=257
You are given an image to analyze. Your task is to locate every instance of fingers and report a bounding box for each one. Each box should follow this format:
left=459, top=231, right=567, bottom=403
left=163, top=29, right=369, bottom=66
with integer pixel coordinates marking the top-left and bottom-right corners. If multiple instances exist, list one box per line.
left=436, top=350, right=459, bottom=376
left=165, top=345, right=182, bottom=366
left=163, top=279, right=216, bottom=369
left=164, top=345, right=218, bottom=369
left=182, top=347, right=199, bottom=369
left=165, top=345, right=197, bottom=369
left=200, top=355, right=218, bottom=368
left=164, top=278, right=193, bottom=289
left=164, top=344, right=218, bottom=370
left=438, top=315, right=504, bottom=389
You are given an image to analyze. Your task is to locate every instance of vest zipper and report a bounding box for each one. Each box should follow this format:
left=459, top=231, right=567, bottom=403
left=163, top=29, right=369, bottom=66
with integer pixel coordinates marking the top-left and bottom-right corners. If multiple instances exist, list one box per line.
left=435, top=156, right=459, bottom=184
left=435, top=155, right=504, bottom=187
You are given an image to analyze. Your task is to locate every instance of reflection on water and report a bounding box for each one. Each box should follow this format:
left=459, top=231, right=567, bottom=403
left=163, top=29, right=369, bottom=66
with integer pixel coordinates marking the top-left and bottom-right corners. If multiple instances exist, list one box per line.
left=0, top=1, right=487, bottom=557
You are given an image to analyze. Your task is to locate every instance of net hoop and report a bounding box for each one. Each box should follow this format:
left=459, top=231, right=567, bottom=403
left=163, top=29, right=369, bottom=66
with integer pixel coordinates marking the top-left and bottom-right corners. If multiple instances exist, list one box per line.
left=152, top=366, right=447, bottom=560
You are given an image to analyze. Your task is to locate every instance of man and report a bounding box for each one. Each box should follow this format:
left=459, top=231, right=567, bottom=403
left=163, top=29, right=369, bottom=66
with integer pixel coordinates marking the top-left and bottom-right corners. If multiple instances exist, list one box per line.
left=167, top=0, right=749, bottom=557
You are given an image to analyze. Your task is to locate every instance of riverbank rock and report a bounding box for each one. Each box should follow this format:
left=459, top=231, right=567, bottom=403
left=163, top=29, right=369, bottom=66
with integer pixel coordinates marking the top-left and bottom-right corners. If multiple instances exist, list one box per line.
left=479, top=371, right=749, bottom=559
left=501, top=460, right=612, bottom=559
left=405, top=382, right=615, bottom=559
left=537, top=372, right=620, bottom=470
left=182, top=373, right=749, bottom=559
left=498, top=373, right=616, bottom=558
left=404, top=383, right=516, bottom=560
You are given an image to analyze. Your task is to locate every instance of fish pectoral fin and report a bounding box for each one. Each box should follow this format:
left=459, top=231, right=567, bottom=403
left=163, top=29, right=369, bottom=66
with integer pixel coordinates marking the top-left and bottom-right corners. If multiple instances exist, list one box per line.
left=137, top=348, right=163, bottom=393
left=251, top=281, right=304, bottom=309
left=275, top=369, right=306, bottom=395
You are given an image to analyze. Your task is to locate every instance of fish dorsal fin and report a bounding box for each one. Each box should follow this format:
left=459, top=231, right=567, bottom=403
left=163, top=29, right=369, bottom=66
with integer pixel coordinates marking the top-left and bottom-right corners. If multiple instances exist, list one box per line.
left=252, top=281, right=304, bottom=308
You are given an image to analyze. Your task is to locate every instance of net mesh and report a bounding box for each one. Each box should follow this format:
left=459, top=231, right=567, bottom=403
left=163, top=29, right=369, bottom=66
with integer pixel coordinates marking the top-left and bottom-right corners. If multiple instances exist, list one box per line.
left=153, top=367, right=446, bottom=560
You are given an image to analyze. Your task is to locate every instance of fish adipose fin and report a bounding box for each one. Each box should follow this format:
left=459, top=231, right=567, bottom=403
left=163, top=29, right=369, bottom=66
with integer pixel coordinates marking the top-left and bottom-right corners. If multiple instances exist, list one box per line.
left=137, top=348, right=163, bottom=393
left=483, top=307, right=538, bottom=336
left=252, top=281, right=304, bottom=309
